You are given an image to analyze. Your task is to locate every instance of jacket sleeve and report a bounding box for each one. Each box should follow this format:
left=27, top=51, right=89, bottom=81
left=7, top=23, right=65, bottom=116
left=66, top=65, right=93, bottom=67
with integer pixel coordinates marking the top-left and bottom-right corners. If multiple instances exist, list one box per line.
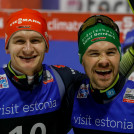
left=51, top=65, right=86, bottom=89
left=50, top=65, right=86, bottom=133
left=120, top=46, right=134, bottom=78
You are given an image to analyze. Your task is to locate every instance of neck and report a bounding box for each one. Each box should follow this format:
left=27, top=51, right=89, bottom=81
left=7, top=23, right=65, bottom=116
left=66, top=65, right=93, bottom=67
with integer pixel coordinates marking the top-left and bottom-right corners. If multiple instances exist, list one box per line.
left=90, top=74, right=119, bottom=93
left=11, top=65, right=23, bottom=75
left=10, top=60, right=42, bottom=76
left=8, top=61, right=43, bottom=85
left=4, top=61, right=43, bottom=90
left=90, top=74, right=120, bottom=104
left=11, top=65, right=34, bottom=84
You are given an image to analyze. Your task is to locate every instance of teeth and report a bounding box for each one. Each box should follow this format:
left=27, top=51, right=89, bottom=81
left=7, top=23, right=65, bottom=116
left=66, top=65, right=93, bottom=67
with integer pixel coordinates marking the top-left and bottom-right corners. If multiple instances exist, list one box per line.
left=95, top=70, right=112, bottom=75
left=96, top=70, right=111, bottom=73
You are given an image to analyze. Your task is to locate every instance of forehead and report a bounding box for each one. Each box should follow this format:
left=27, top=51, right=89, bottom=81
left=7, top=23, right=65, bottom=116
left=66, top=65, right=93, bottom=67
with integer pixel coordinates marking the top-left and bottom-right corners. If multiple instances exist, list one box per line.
left=11, top=30, right=43, bottom=39
left=87, top=41, right=117, bottom=51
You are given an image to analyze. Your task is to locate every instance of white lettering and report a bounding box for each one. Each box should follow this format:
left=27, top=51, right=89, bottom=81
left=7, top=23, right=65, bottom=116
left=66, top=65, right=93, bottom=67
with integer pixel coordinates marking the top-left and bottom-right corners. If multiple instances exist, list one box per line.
left=47, top=18, right=82, bottom=32
left=0, top=104, right=19, bottom=115
left=73, top=115, right=134, bottom=131
left=0, top=98, right=57, bottom=115
left=10, top=18, right=41, bottom=27
left=73, top=114, right=92, bottom=126
left=81, top=28, right=116, bottom=45
left=23, top=98, right=57, bottom=113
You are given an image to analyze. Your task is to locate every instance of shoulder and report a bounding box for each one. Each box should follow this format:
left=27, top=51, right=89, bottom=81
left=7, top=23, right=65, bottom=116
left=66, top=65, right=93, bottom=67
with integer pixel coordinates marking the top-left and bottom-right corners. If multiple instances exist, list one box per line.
left=50, top=65, right=82, bottom=78
left=42, top=64, right=75, bottom=74
left=49, top=64, right=87, bottom=89
left=51, top=65, right=76, bottom=73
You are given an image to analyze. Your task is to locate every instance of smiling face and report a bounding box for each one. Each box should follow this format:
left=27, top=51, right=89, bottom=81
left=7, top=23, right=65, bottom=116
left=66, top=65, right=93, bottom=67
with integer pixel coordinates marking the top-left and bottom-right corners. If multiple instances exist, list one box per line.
left=82, top=41, right=120, bottom=90
left=6, top=30, right=48, bottom=76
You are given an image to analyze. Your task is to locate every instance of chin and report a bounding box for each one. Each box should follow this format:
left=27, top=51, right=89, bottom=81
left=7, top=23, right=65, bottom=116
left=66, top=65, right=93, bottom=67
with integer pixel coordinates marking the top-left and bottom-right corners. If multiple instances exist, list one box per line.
left=98, top=81, right=112, bottom=89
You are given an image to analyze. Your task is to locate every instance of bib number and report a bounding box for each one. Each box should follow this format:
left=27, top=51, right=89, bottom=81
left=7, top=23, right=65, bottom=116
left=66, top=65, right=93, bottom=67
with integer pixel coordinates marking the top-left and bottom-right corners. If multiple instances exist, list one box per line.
left=9, top=123, right=46, bottom=134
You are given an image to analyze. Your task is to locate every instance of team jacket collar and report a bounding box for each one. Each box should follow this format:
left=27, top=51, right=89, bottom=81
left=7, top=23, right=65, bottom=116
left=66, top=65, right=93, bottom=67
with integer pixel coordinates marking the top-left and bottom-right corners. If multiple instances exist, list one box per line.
left=90, top=73, right=126, bottom=104
left=4, top=61, right=43, bottom=91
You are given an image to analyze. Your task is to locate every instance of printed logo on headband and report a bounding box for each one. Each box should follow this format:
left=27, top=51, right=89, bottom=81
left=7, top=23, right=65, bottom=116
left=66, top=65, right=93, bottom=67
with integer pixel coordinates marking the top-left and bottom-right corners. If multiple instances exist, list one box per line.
left=91, top=37, right=106, bottom=42
left=10, top=18, right=41, bottom=27
left=17, top=25, right=31, bottom=29
left=81, top=28, right=116, bottom=46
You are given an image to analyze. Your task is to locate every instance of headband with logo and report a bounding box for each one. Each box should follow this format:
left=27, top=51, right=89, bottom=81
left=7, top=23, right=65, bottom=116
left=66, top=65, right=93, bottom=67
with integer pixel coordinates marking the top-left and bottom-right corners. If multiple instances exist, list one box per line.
left=78, top=23, right=121, bottom=63
left=5, top=8, right=49, bottom=52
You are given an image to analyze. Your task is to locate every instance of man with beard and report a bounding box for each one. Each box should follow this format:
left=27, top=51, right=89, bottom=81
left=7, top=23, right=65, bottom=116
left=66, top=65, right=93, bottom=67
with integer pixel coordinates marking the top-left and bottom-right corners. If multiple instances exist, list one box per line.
left=65, top=15, right=134, bottom=134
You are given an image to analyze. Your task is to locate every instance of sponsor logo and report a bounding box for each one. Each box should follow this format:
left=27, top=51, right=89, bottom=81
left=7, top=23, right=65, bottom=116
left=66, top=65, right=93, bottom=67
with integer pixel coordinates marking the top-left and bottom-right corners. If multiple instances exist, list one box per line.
left=106, top=88, right=116, bottom=98
left=10, top=18, right=41, bottom=27
left=123, top=88, right=134, bottom=103
left=43, top=70, right=54, bottom=84
left=47, top=18, right=82, bottom=32
left=0, top=74, right=9, bottom=89
left=82, top=28, right=116, bottom=45
left=17, top=25, right=31, bottom=29
left=77, top=84, right=89, bottom=98
left=91, top=37, right=106, bottom=42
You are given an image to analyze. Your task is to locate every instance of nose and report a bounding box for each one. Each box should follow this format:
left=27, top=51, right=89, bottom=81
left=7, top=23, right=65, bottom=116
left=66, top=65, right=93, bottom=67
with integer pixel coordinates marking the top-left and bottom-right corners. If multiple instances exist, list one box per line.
left=98, top=54, right=110, bottom=68
left=22, top=41, right=34, bottom=55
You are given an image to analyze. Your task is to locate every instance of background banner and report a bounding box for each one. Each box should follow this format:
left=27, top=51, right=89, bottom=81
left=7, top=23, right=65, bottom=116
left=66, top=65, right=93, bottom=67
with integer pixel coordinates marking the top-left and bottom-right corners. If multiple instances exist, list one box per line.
left=0, top=10, right=134, bottom=43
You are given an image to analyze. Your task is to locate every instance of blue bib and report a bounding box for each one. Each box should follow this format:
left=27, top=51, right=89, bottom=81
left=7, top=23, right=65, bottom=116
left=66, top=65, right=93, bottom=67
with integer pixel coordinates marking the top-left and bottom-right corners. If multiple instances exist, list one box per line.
left=71, top=79, right=134, bottom=133
left=0, top=64, right=61, bottom=119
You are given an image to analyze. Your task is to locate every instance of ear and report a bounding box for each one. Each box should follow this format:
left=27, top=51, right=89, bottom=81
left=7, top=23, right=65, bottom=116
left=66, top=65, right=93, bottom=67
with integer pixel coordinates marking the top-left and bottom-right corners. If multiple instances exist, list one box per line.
left=82, top=60, right=84, bottom=66
left=44, top=43, right=49, bottom=53
left=44, top=40, right=49, bottom=53
left=5, top=48, right=10, bottom=54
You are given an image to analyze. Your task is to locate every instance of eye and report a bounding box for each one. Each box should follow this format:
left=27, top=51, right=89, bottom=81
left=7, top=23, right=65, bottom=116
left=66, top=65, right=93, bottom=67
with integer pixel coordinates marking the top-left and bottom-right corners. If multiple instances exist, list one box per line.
left=15, top=39, right=25, bottom=44
left=89, top=52, right=100, bottom=57
left=31, top=39, right=41, bottom=44
left=107, top=51, right=116, bottom=55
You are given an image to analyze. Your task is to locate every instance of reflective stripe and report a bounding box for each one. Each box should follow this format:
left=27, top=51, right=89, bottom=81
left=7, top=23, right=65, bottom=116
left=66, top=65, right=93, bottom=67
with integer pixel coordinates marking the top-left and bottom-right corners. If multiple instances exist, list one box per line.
left=50, top=66, right=65, bottom=100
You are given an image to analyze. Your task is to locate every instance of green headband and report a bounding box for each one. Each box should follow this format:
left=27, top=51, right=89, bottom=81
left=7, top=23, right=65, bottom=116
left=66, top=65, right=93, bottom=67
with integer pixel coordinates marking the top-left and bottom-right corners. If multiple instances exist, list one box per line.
left=78, top=23, right=121, bottom=63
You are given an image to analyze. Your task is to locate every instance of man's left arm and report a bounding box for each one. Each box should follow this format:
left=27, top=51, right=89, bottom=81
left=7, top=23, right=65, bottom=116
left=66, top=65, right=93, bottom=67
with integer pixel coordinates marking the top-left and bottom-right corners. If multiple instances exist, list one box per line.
left=120, top=45, right=134, bottom=78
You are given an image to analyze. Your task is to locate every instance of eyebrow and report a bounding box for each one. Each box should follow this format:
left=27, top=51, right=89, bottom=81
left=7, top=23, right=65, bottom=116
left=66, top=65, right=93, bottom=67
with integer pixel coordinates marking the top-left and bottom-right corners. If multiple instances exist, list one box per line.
left=107, top=48, right=117, bottom=51
left=12, top=36, right=43, bottom=40
left=86, top=50, right=98, bottom=53
left=12, top=36, right=24, bottom=40
left=87, top=47, right=117, bottom=53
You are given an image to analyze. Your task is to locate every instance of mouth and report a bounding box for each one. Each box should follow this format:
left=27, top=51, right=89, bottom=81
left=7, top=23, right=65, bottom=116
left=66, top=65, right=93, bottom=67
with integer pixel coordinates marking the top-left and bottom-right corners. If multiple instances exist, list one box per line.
left=95, top=70, right=112, bottom=76
left=19, top=56, right=37, bottom=60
